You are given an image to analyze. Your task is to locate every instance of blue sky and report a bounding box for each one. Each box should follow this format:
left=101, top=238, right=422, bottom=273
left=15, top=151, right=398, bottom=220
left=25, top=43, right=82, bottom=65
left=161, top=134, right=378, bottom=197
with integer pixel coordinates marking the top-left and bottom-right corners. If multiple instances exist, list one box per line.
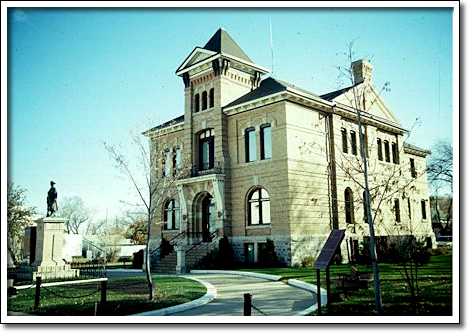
left=5, top=5, right=456, bottom=221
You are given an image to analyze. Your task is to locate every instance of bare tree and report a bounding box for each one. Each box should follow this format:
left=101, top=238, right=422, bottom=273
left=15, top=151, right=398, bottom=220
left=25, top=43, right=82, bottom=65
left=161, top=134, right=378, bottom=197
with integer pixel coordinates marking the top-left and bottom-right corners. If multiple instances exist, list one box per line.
left=104, top=125, right=185, bottom=300
left=85, top=219, right=106, bottom=235
left=58, top=196, right=93, bottom=234
left=427, top=140, right=453, bottom=235
left=7, top=182, right=36, bottom=267
left=317, top=41, right=429, bottom=315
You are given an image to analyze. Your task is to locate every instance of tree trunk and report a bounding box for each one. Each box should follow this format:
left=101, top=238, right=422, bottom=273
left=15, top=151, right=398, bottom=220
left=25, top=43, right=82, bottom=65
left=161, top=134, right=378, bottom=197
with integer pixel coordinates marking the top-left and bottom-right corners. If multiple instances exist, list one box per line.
left=145, top=210, right=154, bottom=300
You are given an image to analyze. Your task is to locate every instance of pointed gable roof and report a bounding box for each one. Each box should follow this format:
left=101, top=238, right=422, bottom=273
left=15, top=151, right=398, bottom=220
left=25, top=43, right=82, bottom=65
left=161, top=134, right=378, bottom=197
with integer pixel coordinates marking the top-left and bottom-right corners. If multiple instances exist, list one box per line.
left=176, top=28, right=268, bottom=76
left=203, top=28, right=252, bottom=62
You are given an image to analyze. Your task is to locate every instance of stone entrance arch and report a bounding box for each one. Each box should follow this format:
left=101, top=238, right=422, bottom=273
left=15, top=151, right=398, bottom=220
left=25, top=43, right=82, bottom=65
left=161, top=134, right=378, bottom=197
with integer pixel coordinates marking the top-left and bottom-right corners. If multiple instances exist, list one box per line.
left=191, top=191, right=216, bottom=243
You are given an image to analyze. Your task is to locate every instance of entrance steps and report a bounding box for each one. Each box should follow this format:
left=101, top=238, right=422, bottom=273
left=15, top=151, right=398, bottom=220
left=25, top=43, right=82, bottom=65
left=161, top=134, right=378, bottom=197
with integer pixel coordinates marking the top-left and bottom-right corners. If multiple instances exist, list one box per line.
left=151, top=241, right=218, bottom=274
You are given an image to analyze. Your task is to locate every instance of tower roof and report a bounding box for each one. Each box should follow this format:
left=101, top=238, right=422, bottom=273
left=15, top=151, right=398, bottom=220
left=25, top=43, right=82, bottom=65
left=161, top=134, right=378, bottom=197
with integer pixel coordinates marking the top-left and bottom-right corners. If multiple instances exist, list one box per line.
left=203, top=28, right=252, bottom=62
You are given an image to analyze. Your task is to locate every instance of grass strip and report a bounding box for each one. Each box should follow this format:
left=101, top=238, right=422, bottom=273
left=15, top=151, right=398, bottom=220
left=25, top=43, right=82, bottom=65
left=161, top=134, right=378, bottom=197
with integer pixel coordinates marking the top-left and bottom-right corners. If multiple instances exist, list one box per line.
left=8, top=276, right=206, bottom=316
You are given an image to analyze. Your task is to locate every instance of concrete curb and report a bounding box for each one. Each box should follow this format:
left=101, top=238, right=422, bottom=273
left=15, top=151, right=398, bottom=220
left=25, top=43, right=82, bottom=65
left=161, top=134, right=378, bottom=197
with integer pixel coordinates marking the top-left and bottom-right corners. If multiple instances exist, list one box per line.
left=286, top=279, right=327, bottom=316
left=190, top=269, right=282, bottom=281
left=130, top=276, right=217, bottom=316
left=189, top=270, right=325, bottom=316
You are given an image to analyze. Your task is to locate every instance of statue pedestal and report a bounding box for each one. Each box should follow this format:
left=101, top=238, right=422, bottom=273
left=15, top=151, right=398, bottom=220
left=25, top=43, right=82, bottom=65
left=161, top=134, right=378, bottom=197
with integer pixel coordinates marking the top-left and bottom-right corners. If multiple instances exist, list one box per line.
left=30, top=217, right=79, bottom=280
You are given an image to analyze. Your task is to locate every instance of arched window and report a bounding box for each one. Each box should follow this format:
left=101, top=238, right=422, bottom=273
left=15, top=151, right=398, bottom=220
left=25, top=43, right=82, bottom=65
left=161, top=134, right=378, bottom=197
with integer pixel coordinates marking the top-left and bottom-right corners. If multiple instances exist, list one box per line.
left=202, top=91, right=208, bottom=110
left=163, top=199, right=180, bottom=230
left=248, top=188, right=271, bottom=225
left=260, top=124, right=272, bottom=159
left=344, top=188, right=354, bottom=224
left=209, top=88, right=214, bottom=108
left=194, top=94, right=200, bottom=113
left=245, top=127, right=256, bottom=162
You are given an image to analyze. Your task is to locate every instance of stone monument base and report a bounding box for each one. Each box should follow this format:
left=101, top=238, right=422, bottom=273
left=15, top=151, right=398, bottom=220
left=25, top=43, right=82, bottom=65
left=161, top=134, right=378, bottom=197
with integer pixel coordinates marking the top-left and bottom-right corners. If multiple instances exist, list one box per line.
left=32, top=264, right=80, bottom=280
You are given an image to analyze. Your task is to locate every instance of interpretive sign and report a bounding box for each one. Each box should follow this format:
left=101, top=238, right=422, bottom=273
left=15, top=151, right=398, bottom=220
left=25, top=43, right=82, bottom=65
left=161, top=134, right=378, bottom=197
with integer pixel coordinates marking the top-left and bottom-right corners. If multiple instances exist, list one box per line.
left=313, top=229, right=346, bottom=270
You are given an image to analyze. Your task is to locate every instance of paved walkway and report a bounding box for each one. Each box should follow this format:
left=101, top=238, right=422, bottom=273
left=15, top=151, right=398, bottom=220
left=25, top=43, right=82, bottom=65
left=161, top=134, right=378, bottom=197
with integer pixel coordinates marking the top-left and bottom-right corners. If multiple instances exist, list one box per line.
left=164, top=274, right=317, bottom=316
left=8, top=270, right=321, bottom=317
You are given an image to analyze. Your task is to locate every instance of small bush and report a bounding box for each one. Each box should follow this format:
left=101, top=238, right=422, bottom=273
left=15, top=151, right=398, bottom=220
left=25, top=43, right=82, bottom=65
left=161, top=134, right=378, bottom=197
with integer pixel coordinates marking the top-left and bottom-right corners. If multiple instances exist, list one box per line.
left=300, top=256, right=315, bottom=268
left=429, top=246, right=452, bottom=256
left=258, top=239, right=279, bottom=268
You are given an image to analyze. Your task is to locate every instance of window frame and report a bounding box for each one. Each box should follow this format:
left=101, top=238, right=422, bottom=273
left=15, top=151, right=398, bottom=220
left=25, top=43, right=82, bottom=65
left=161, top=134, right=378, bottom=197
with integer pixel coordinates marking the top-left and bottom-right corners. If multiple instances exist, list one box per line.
left=163, top=199, right=180, bottom=230
left=384, top=140, right=390, bottom=162
left=392, top=142, right=399, bottom=164
left=247, top=187, right=271, bottom=226
left=245, top=127, right=257, bottom=163
left=344, top=188, right=355, bottom=224
left=260, top=124, right=272, bottom=160
left=394, top=198, right=401, bottom=222
left=202, top=91, right=208, bottom=110
left=421, top=200, right=427, bottom=220
left=199, top=129, right=215, bottom=171
left=350, top=130, right=357, bottom=155
left=377, top=138, right=383, bottom=161
left=194, top=93, right=200, bottom=113
left=342, top=128, right=348, bottom=154
left=410, top=158, right=417, bottom=178
left=209, top=88, right=214, bottom=108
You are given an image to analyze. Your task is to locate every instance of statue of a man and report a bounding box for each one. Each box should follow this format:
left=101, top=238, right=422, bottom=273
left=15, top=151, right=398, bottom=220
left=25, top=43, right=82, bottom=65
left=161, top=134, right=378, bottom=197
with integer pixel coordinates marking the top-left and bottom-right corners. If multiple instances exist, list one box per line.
left=46, top=181, right=58, bottom=217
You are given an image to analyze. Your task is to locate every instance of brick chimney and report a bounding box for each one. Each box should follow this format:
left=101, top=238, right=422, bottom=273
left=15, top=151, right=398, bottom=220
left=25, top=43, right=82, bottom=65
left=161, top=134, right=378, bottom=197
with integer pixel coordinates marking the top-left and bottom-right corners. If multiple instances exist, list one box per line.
left=351, top=59, right=373, bottom=84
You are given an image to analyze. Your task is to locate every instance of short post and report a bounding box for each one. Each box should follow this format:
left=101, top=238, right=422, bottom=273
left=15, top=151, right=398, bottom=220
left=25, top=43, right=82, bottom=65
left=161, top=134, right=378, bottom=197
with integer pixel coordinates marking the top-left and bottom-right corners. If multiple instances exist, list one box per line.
left=316, top=269, right=321, bottom=316
left=101, top=280, right=107, bottom=314
left=244, top=293, right=252, bottom=316
left=34, top=276, right=42, bottom=310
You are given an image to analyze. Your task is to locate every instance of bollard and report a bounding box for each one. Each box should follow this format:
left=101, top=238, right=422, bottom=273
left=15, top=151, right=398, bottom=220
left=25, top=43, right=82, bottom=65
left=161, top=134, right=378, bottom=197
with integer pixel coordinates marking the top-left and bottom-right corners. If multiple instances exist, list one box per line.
left=34, top=276, right=42, bottom=310
left=244, top=293, right=252, bottom=316
left=100, top=280, right=107, bottom=314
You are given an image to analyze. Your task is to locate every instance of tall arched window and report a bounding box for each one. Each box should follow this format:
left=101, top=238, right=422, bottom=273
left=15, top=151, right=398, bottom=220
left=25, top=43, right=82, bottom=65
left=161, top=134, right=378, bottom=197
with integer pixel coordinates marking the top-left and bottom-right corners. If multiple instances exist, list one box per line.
left=199, top=129, right=214, bottom=170
left=344, top=188, right=354, bottom=224
left=209, top=88, right=214, bottom=108
left=248, top=188, right=271, bottom=225
left=163, top=199, right=180, bottom=230
left=202, top=91, right=208, bottom=110
left=194, top=94, right=200, bottom=113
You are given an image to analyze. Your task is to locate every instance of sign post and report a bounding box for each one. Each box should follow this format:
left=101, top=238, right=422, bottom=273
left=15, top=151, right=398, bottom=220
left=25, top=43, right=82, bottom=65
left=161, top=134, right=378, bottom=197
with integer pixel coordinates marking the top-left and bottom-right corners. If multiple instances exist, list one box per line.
left=313, top=229, right=346, bottom=315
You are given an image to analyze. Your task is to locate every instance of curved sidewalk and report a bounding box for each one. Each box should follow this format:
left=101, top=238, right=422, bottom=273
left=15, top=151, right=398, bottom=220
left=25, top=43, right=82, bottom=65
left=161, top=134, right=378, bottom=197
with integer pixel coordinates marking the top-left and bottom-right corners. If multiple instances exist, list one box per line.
left=136, top=271, right=324, bottom=316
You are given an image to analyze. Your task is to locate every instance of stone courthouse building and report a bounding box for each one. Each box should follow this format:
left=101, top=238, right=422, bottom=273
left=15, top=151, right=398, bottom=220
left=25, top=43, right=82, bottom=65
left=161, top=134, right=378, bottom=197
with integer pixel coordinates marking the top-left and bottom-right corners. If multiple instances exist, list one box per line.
left=144, top=28, right=435, bottom=269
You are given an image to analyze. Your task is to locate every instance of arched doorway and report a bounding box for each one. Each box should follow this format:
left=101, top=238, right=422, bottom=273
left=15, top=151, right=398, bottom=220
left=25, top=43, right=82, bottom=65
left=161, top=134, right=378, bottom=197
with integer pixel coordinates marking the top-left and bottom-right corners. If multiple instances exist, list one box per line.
left=201, top=194, right=215, bottom=242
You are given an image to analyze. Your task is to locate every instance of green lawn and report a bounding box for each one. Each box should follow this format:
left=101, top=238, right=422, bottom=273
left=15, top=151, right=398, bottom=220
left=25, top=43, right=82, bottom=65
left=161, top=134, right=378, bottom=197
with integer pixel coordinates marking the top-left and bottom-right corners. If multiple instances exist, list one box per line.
left=240, top=253, right=452, bottom=316
left=8, top=276, right=206, bottom=316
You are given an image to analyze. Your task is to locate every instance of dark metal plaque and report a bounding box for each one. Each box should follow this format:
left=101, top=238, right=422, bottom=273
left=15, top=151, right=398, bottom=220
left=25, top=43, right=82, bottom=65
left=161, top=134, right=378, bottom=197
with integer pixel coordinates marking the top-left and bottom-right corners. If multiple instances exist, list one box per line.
left=313, top=229, right=346, bottom=269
